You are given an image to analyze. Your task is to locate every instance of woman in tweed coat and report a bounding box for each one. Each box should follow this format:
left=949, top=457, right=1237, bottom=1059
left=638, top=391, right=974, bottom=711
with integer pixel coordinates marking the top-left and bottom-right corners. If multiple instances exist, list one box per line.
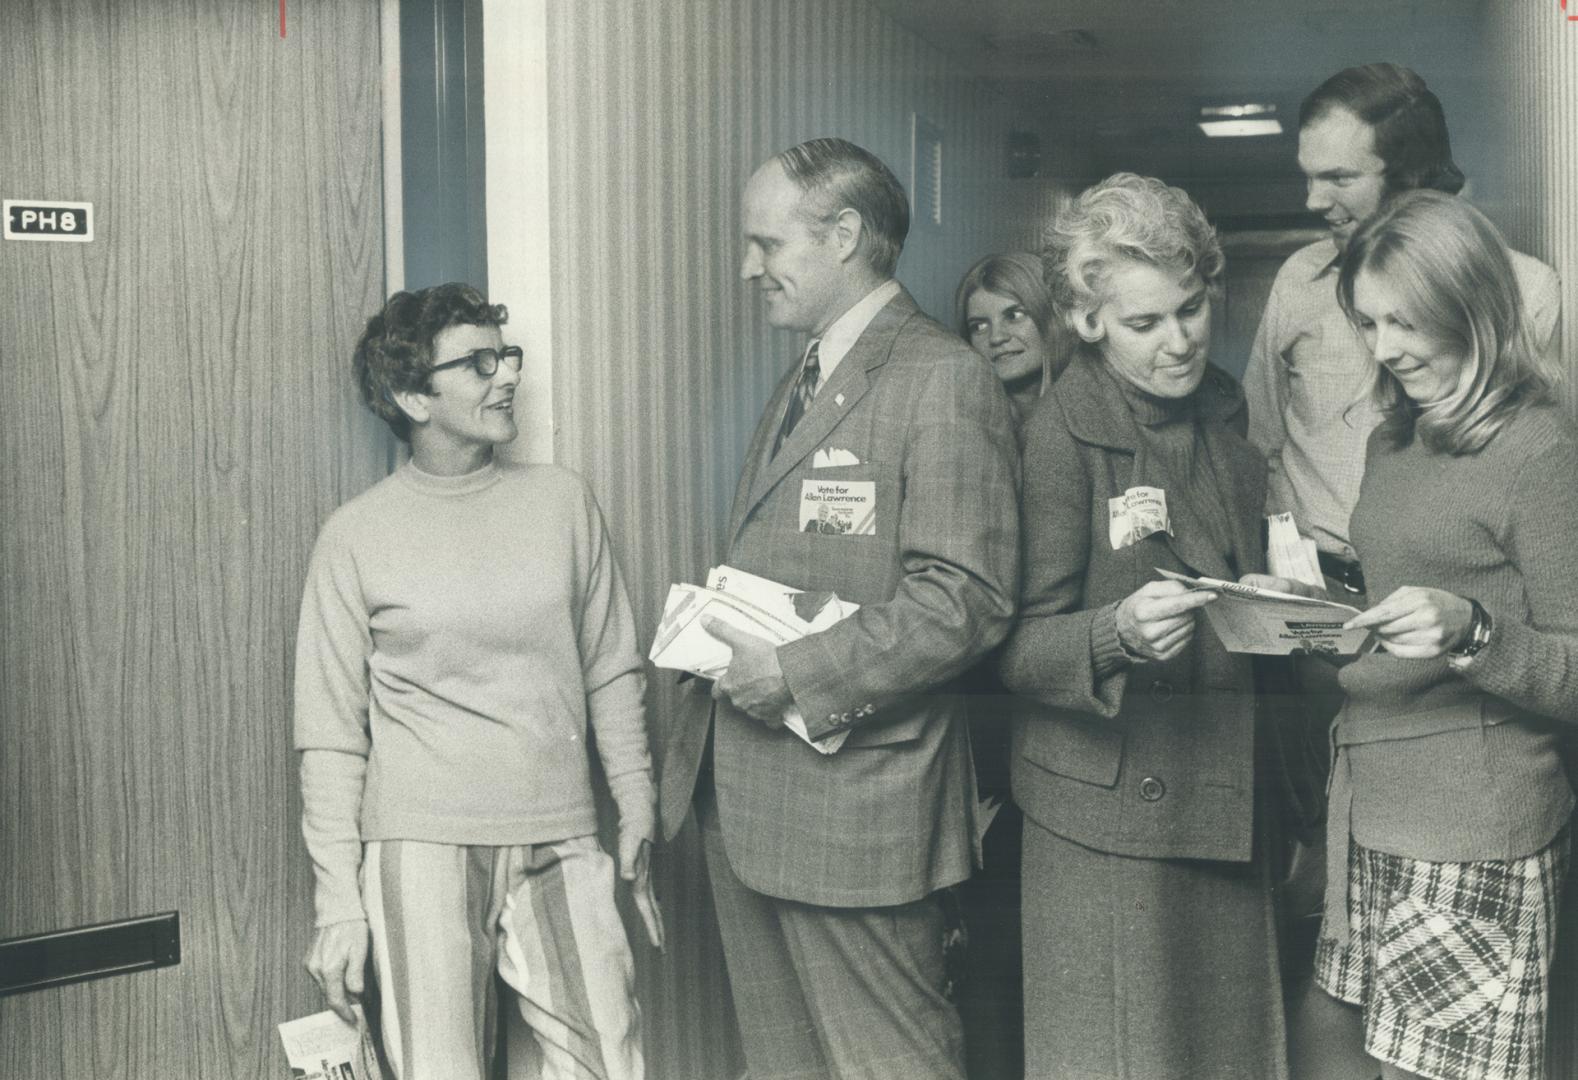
left=999, top=173, right=1287, bottom=1079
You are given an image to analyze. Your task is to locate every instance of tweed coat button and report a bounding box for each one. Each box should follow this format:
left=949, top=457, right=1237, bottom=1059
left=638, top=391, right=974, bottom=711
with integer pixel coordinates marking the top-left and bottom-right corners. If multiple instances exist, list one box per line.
left=1139, top=776, right=1166, bottom=802
left=1150, top=679, right=1174, bottom=702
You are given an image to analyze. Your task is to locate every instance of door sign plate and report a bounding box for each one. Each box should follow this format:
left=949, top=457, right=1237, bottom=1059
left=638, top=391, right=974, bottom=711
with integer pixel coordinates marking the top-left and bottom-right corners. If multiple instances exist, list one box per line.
left=4, top=199, right=93, bottom=242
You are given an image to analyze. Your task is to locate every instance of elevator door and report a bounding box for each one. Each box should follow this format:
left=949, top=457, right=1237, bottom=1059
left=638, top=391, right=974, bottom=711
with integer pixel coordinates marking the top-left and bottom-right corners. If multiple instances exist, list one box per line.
left=0, top=1, right=387, bottom=1075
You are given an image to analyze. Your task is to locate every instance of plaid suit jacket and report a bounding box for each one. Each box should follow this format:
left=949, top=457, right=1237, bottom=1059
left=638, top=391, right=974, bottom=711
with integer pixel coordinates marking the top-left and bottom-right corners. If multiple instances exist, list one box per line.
left=659, top=286, right=1021, bottom=906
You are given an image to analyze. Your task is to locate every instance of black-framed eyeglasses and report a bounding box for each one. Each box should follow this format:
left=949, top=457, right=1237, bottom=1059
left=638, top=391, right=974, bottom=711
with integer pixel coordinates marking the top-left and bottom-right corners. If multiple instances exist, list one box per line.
left=429, top=345, right=525, bottom=378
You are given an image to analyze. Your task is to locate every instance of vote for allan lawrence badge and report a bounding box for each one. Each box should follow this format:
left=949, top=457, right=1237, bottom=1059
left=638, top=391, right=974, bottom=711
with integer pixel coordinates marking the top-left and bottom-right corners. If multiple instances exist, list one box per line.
left=799, top=478, right=877, bottom=535
left=1108, top=485, right=1171, bottom=550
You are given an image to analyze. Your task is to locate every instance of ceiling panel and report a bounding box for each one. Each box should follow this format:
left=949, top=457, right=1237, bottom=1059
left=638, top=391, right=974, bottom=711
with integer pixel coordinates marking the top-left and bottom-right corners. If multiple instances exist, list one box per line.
left=868, top=0, right=1489, bottom=215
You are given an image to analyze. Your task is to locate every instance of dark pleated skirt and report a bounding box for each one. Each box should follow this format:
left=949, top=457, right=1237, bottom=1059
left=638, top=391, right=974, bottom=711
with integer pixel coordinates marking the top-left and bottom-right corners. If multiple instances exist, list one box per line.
left=1021, top=816, right=1288, bottom=1080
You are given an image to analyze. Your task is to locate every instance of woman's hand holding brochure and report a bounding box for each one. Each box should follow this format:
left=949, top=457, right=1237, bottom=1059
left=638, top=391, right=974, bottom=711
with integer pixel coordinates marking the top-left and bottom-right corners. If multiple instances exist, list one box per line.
left=1156, top=568, right=1374, bottom=656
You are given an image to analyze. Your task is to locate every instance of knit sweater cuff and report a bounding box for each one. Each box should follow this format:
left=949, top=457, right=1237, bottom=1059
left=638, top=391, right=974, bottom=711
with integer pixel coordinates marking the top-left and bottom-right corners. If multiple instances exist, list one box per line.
left=300, top=749, right=368, bottom=927
left=608, top=769, right=657, bottom=843
left=1458, top=617, right=1539, bottom=708
left=1091, top=602, right=1133, bottom=680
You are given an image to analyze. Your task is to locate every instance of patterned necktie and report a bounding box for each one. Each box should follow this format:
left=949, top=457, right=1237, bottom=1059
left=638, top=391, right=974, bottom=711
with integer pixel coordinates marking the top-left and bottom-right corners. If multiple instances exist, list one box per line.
left=773, top=339, right=821, bottom=458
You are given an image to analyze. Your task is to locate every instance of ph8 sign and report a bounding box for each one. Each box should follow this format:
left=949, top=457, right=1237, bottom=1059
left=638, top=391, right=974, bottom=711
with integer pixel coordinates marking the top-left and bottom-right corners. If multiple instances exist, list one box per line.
left=4, top=200, right=94, bottom=242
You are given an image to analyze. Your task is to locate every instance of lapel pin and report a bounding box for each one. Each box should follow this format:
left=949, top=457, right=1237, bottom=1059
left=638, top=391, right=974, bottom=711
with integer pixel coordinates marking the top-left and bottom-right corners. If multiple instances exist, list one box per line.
left=834, top=393, right=845, bottom=406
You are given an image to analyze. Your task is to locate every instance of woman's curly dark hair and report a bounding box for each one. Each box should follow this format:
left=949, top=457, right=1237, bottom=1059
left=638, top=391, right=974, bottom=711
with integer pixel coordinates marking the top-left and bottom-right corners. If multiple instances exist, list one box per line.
left=353, top=282, right=508, bottom=442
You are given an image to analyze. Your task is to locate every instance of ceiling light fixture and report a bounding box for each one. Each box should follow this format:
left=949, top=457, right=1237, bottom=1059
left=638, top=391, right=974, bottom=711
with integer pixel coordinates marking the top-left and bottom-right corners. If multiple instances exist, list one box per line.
left=1197, top=103, right=1281, bottom=137
left=1198, top=118, right=1284, bottom=137
left=1200, top=103, right=1277, bottom=118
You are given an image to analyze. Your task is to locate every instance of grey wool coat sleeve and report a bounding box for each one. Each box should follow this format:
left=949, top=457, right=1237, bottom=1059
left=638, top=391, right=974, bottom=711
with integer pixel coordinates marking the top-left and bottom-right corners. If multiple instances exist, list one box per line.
left=997, top=383, right=1130, bottom=720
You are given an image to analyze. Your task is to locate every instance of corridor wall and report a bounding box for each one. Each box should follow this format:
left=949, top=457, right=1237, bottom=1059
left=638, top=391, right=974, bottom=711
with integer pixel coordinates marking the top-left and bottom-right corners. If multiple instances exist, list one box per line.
left=1484, top=6, right=1578, bottom=418
left=1482, top=8, right=1578, bottom=1075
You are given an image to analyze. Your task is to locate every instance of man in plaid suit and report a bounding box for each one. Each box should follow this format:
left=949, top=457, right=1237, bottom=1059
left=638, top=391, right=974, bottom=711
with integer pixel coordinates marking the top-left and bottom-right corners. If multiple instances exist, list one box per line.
left=658, top=137, right=1020, bottom=1079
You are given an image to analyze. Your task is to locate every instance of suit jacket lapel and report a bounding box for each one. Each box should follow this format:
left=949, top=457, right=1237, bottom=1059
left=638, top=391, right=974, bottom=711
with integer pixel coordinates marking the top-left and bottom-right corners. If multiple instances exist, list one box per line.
left=727, top=366, right=797, bottom=546
left=1060, top=355, right=1140, bottom=454
left=745, top=355, right=872, bottom=510
left=730, top=289, right=914, bottom=548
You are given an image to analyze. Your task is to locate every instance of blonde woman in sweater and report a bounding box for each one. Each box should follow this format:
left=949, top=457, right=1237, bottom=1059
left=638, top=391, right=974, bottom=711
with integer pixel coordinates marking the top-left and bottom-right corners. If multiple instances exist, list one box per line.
left=293, top=283, right=661, bottom=1080
left=1269, top=191, right=1576, bottom=1080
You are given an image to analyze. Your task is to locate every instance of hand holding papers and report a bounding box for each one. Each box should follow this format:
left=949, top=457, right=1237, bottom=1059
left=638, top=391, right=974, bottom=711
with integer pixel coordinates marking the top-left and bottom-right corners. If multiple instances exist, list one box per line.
left=1340, top=585, right=1478, bottom=661
left=1116, top=579, right=1219, bottom=663
left=650, top=566, right=859, bottom=754
left=1156, top=568, right=1373, bottom=656
left=702, top=618, right=797, bottom=728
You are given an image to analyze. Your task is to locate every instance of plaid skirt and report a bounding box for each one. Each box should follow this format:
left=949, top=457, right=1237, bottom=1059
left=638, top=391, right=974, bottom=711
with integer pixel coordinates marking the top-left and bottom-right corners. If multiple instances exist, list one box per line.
left=1315, top=828, right=1569, bottom=1080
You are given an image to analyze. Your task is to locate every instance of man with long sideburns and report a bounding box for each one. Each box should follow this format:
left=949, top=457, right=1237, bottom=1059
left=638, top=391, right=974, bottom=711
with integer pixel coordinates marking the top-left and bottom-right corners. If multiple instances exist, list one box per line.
left=658, top=138, right=1019, bottom=1080
left=1247, top=63, right=1560, bottom=602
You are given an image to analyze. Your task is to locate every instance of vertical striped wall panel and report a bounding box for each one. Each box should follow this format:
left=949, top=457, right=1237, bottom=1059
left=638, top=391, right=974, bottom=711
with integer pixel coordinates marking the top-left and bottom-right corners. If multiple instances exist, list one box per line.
left=540, top=3, right=1043, bottom=1075
left=1485, top=7, right=1578, bottom=419
left=1484, top=12, right=1578, bottom=1075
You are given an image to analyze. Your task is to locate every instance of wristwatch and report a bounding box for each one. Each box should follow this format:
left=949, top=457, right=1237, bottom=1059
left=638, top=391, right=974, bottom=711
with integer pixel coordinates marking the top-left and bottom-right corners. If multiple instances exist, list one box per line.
left=1448, top=598, right=1494, bottom=664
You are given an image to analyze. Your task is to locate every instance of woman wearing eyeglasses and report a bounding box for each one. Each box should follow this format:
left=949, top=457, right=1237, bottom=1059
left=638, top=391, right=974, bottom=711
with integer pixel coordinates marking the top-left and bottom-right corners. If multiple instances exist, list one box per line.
left=292, top=283, right=661, bottom=1080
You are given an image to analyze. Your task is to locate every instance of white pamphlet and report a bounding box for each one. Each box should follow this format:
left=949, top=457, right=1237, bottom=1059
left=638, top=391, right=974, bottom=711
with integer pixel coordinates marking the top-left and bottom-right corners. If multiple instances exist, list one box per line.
left=1157, top=568, right=1374, bottom=656
left=277, top=1006, right=385, bottom=1080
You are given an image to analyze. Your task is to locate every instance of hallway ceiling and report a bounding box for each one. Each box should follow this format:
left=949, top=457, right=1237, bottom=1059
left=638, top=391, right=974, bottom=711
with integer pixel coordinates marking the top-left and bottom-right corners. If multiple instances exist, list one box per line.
left=869, top=0, right=1487, bottom=220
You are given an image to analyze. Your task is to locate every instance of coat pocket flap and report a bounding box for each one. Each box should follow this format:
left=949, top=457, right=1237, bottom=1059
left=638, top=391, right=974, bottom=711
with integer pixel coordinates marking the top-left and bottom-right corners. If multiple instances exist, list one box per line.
left=1020, top=716, right=1123, bottom=788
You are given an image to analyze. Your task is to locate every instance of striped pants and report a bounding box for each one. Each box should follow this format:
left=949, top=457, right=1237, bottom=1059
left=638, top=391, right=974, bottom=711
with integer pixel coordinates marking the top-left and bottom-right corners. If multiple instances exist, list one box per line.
left=362, top=836, right=642, bottom=1080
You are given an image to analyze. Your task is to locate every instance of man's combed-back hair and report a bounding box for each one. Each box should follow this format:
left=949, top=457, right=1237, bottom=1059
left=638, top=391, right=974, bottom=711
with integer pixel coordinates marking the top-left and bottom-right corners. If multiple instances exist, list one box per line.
left=1300, top=63, right=1465, bottom=195
left=1041, top=172, right=1223, bottom=332
left=776, top=137, right=910, bottom=278
left=353, top=283, right=508, bottom=442
left=1337, top=190, right=1553, bottom=455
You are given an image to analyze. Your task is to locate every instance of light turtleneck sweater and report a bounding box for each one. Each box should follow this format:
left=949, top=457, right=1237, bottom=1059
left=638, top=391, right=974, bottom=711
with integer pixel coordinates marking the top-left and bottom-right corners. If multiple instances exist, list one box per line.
left=293, top=459, right=652, bottom=926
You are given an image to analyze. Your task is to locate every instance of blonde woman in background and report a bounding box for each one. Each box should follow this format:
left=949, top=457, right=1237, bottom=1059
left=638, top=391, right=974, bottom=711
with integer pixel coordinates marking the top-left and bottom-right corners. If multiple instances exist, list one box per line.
left=950, top=251, right=1072, bottom=1080
left=956, top=251, right=1070, bottom=423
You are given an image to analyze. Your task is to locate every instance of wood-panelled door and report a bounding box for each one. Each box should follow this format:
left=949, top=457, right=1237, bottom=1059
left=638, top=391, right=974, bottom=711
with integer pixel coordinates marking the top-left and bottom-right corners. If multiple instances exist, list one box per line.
left=0, top=1, right=387, bottom=1075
